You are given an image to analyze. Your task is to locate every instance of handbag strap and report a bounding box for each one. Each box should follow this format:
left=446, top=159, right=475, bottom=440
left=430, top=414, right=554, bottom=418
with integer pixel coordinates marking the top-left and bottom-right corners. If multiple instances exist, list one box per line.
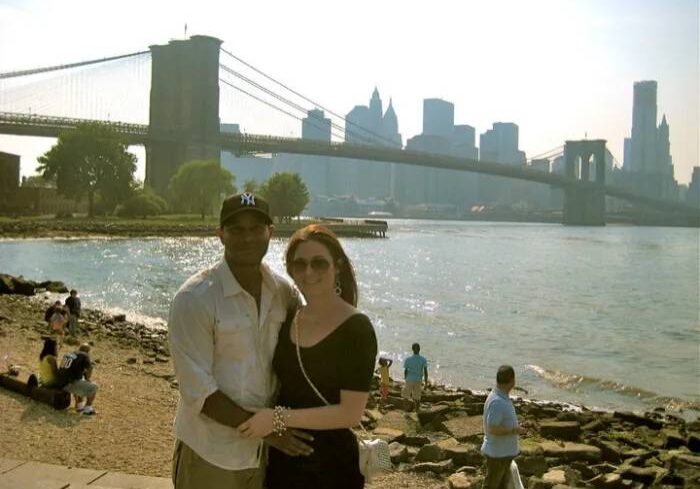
left=293, top=311, right=370, bottom=436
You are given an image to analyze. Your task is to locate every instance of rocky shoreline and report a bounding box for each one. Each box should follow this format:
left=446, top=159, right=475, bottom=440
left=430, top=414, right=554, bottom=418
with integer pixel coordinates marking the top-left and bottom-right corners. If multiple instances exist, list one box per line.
left=1, top=277, right=699, bottom=488
left=0, top=217, right=387, bottom=239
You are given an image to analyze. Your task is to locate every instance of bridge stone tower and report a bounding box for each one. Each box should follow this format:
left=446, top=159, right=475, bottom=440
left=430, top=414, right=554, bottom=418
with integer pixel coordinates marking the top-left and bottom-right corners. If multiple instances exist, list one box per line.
left=146, top=35, right=222, bottom=195
left=563, top=139, right=606, bottom=226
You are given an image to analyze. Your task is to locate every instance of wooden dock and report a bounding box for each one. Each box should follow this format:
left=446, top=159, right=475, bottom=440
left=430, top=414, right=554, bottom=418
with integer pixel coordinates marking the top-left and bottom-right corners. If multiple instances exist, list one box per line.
left=274, top=218, right=388, bottom=238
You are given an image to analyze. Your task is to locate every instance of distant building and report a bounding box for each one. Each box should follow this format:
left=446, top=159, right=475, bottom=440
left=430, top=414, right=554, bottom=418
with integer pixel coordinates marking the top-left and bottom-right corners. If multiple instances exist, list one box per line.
left=0, top=151, right=20, bottom=193
left=478, top=122, right=526, bottom=204
left=624, top=81, right=678, bottom=200
left=300, top=109, right=332, bottom=196
left=687, top=167, right=700, bottom=208
left=394, top=98, right=478, bottom=209
left=220, top=122, right=273, bottom=188
left=302, top=109, right=332, bottom=142
left=423, top=99, right=454, bottom=139
left=331, top=88, right=403, bottom=201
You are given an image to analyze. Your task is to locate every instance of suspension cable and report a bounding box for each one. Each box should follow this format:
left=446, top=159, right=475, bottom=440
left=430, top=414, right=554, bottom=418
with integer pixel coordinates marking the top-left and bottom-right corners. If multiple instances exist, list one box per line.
left=219, top=47, right=401, bottom=147
left=219, top=79, right=347, bottom=141
left=0, top=50, right=150, bottom=80
left=219, top=64, right=376, bottom=144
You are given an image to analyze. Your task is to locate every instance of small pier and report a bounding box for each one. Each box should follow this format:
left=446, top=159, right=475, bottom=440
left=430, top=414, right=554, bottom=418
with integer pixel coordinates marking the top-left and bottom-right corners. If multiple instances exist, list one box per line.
left=274, top=218, right=388, bottom=238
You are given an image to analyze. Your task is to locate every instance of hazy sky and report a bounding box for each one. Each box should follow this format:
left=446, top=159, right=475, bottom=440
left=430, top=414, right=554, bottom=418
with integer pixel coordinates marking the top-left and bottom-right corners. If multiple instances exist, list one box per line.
left=0, top=0, right=698, bottom=183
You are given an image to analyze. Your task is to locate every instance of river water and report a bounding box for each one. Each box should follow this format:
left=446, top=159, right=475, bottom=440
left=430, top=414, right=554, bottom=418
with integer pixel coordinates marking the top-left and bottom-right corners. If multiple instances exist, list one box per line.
left=1, top=220, right=698, bottom=416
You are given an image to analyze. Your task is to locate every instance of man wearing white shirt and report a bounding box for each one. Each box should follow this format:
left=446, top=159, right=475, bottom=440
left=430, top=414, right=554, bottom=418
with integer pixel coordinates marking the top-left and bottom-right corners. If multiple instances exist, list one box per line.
left=168, top=192, right=312, bottom=489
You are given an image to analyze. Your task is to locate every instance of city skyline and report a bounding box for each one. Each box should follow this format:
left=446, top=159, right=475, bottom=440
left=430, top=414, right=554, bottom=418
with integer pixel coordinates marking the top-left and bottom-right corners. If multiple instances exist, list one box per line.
left=0, top=0, right=697, bottom=184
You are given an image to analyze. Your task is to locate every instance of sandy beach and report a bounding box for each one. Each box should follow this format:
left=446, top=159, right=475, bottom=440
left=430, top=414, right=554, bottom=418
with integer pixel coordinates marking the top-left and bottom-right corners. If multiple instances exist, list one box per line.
left=1, top=289, right=699, bottom=488
left=0, top=293, right=447, bottom=488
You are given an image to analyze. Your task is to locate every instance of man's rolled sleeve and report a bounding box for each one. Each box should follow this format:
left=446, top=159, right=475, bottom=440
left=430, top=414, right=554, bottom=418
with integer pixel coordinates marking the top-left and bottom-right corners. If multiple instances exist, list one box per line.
left=168, top=290, right=218, bottom=414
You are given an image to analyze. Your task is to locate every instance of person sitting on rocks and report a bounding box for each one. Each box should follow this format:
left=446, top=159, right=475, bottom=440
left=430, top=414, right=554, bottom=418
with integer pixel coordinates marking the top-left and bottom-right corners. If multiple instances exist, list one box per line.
left=38, top=337, right=60, bottom=388
left=56, top=343, right=98, bottom=415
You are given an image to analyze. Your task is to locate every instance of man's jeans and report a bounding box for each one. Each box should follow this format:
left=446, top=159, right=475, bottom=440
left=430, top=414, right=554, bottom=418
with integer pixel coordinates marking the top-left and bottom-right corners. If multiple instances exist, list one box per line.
left=483, top=455, right=514, bottom=489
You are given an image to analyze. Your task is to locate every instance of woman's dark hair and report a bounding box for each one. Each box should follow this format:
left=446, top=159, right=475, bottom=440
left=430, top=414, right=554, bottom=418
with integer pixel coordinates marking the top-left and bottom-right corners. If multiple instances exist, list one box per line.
left=39, top=337, right=58, bottom=360
left=285, top=224, right=358, bottom=306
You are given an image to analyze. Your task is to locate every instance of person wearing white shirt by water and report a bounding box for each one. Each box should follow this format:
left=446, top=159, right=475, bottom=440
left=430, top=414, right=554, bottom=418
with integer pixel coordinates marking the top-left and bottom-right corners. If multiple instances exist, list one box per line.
left=481, top=365, right=522, bottom=489
left=168, top=192, right=312, bottom=489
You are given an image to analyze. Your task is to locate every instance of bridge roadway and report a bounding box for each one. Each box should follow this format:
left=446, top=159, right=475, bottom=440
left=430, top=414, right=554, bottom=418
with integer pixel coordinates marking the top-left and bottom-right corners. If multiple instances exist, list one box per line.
left=1, top=111, right=698, bottom=217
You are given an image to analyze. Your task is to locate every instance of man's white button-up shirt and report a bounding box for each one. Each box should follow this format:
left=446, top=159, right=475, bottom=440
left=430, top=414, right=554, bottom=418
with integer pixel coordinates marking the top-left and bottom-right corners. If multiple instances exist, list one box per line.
left=168, top=259, right=297, bottom=470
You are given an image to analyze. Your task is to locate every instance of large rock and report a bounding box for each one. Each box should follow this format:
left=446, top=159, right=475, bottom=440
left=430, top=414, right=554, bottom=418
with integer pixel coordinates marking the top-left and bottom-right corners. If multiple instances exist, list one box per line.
left=586, top=473, right=624, bottom=489
left=591, top=440, right=623, bottom=464
left=447, top=472, right=475, bottom=489
left=616, top=465, right=665, bottom=485
left=421, top=390, right=464, bottom=403
left=388, top=442, right=409, bottom=463
left=375, top=410, right=418, bottom=434
left=402, top=434, right=431, bottom=446
left=613, top=411, right=662, bottom=430
left=515, top=454, right=547, bottom=477
left=688, top=434, right=700, bottom=453
left=442, top=415, right=483, bottom=442
left=415, top=443, right=449, bottom=462
left=411, top=459, right=454, bottom=474
left=0, top=274, right=36, bottom=296
left=386, top=395, right=415, bottom=411
left=37, top=280, right=68, bottom=293
left=540, top=441, right=602, bottom=462
left=444, top=445, right=484, bottom=467
left=539, top=421, right=581, bottom=441
left=372, top=427, right=404, bottom=443
left=418, top=405, right=451, bottom=425
left=542, top=469, right=567, bottom=486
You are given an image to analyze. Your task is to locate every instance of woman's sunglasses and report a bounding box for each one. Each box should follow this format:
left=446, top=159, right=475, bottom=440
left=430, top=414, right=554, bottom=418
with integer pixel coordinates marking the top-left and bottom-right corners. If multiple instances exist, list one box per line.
left=291, top=257, right=331, bottom=275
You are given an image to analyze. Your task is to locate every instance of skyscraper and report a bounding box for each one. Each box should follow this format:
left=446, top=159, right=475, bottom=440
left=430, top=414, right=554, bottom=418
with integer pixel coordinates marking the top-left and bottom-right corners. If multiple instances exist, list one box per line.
left=629, top=81, right=658, bottom=174
left=625, top=81, right=678, bottom=200
left=478, top=122, right=526, bottom=204
left=327, top=88, right=402, bottom=199
left=423, top=99, right=454, bottom=138
left=302, top=109, right=332, bottom=142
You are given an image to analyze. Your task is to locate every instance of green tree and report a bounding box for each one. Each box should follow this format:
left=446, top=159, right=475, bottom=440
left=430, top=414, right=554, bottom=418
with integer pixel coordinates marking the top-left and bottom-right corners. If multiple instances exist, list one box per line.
left=259, top=172, right=310, bottom=222
left=115, top=188, right=168, bottom=218
left=169, top=160, right=236, bottom=219
left=37, top=123, right=137, bottom=216
left=21, top=174, right=55, bottom=188
left=243, top=178, right=259, bottom=193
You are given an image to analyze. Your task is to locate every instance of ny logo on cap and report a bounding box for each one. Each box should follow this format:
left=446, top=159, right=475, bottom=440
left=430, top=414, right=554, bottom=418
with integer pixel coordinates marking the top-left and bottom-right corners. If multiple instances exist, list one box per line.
left=240, top=192, right=256, bottom=206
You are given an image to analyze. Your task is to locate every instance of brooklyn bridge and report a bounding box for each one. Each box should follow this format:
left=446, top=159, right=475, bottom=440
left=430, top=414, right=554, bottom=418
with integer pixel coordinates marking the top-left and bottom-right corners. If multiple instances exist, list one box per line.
left=1, top=35, right=697, bottom=226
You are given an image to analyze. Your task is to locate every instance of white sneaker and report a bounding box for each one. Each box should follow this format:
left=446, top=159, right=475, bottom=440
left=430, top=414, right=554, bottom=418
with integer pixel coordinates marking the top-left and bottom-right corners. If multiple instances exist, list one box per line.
left=75, top=402, right=85, bottom=412
left=82, top=406, right=96, bottom=415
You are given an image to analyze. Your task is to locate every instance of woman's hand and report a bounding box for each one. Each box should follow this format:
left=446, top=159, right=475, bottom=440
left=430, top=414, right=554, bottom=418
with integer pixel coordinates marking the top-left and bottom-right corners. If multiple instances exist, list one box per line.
left=238, top=407, right=275, bottom=439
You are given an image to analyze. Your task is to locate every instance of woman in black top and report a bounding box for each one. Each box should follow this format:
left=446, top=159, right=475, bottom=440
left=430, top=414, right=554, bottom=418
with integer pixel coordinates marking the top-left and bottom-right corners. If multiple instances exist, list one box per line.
left=239, top=224, right=378, bottom=489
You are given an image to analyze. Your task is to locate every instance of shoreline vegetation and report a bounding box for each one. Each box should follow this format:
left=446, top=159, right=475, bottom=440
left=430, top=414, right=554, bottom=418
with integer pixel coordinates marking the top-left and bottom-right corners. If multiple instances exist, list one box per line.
left=0, top=279, right=699, bottom=487
left=0, top=215, right=388, bottom=239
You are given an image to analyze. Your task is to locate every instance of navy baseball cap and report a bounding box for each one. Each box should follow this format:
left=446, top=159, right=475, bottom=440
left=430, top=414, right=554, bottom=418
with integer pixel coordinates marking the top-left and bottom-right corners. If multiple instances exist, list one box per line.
left=220, top=192, right=272, bottom=226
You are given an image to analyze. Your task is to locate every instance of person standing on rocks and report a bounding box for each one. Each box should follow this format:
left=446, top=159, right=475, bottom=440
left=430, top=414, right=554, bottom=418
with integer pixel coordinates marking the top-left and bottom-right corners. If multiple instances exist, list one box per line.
left=403, top=342, right=428, bottom=411
left=64, top=289, right=81, bottom=337
left=168, top=192, right=313, bottom=489
left=44, top=300, right=62, bottom=326
left=48, top=304, right=68, bottom=342
left=377, top=357, right=393, bottom=406
left=481, top=365, right=521, bottom=489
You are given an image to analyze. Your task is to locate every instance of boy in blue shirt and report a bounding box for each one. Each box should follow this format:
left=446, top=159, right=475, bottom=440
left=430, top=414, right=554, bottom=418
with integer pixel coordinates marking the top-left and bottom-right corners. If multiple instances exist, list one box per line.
left=402, top=343, right=428, bottom=412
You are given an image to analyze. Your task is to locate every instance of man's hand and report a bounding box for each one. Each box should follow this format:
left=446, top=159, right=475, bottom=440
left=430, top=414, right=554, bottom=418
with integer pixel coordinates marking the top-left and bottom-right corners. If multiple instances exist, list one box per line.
left=264, top=429, right=314, bottom=457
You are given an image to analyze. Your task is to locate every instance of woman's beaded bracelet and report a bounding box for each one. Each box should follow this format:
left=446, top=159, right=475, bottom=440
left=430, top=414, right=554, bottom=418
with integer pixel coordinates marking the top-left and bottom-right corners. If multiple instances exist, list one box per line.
left=272, top=405, right=290, bottom=437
